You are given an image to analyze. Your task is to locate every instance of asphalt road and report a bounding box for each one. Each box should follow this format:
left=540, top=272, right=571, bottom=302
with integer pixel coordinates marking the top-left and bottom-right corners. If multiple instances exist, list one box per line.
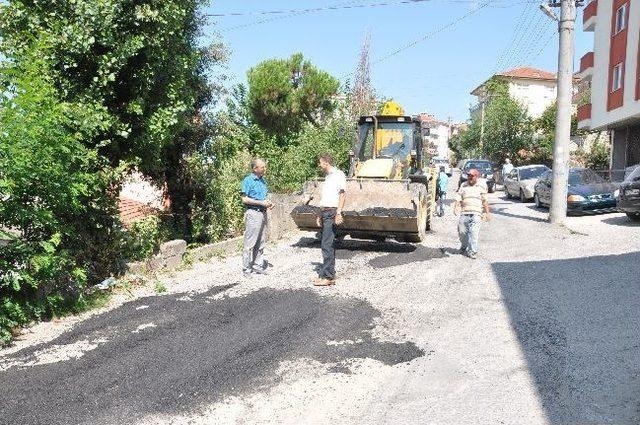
left=1, top=175, right=639, bottom=425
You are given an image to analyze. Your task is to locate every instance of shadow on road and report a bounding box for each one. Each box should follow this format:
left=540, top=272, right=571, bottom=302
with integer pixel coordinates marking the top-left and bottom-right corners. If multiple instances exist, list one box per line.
left=492, top=207, right=547, bottom=223
left=368, top=246, right=446, bottom=269
left=602, top=215, right=640, bottom=227
left=492, top=252, right=640, bottom=424
left=293, top=236, right=417, bottom=255
left=0, top=287, right=424, bottom=425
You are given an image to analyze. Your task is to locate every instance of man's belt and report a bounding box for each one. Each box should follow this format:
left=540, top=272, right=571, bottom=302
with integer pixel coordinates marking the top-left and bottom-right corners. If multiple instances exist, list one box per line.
left=246, top=205, right=266, bottom=212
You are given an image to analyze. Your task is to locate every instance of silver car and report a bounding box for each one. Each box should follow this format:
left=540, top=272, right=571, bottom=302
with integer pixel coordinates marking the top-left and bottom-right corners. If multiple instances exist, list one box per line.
left=504, top=165, right=550, bottom=202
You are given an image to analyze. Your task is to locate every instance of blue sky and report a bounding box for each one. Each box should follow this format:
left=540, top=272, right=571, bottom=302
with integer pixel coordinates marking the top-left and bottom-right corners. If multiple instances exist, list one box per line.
left=202, top=0, right=593, bottom=122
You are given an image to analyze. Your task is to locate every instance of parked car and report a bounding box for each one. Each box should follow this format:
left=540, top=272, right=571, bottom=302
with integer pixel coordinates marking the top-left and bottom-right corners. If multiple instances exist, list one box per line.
left=432, top=157, right=452, bottom=176
left=504, top=165, right=550, bottom=202
left=616, top=165, right=640, bottom=221
left=534, top=168, right=619, bottom=215
left=459, top=159, right=496, bottom=192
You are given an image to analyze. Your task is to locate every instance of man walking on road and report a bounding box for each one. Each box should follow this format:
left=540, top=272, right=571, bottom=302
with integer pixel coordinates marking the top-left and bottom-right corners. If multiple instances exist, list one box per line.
left=436, top=166, right=449, bottom=217
left=453, top=169, right=491, bottom=259
left=501, top=158, right=513, bottom=184
left=314, top=154, right=346, bottom=287
left=240, top=158, right=274, bottom=277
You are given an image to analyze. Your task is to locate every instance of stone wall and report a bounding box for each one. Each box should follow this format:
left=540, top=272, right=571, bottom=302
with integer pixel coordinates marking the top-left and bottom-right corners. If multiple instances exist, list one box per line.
left=126, top=193, right=302, bottom=274
left=267, top=193, right=300, bottom=241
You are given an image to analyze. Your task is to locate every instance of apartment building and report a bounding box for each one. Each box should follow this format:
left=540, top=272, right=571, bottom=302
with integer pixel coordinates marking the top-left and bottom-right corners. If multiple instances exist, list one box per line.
left=471, top=67, right=558, bottom=120
left=577, top=0, right=640, bottom=169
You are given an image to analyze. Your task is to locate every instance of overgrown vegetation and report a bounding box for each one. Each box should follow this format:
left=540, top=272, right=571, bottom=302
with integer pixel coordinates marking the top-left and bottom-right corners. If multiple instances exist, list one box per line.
left=0, top=0, right=359, bottom=344
left=0, top=0, right=219, bottom=345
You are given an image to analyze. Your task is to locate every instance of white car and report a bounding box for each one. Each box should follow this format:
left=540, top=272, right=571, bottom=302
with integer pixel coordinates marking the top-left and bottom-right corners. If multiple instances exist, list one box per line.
left=432, top=157, right=452, bottom=176
left=504, top=165, right=550, bottom=202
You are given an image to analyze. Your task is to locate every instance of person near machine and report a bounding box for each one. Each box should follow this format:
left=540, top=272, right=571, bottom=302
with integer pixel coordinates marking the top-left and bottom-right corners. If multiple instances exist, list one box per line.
left=453, top=169, right=491, bottom=259
left=314, top=154, right=346, bottom=286
left=436, top=166, right=449, bottom=217
left=501, top=158, right=513, bottom=185
left=240, top=158, right=274, bottom=277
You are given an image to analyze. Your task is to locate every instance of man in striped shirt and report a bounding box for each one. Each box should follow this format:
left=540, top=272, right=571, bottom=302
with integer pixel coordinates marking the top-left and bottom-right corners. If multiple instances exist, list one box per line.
left=453, top=169, right=491, bottom=259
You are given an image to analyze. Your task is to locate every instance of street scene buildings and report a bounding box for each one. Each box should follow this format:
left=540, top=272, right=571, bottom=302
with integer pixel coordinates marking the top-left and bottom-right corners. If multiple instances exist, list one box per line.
left=1, top=1, right=639, bottom=425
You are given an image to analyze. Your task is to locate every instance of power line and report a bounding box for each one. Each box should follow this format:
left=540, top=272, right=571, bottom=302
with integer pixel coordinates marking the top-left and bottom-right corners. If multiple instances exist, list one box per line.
left=206, top=0, right=533, bottom=18
left=519, top=19, right=556, bottom=64
left=215, top=0, right=367, bottom=32
left=205, top=0, right=430, bottom=17
left=505, top=11, right=547, bottom=68
left=530, top=24, right=558, bottom=62
left=500, top=6, right=543, bottom=70
left=368, top=0, right=493, bottom=69
left=493, top=2, right=532, bottom=73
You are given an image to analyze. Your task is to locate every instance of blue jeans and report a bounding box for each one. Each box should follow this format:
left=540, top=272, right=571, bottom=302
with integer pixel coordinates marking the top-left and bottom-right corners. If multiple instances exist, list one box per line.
left=437, top=192, right=446, bottom=216
left=458, top=214, right=481, bottom=254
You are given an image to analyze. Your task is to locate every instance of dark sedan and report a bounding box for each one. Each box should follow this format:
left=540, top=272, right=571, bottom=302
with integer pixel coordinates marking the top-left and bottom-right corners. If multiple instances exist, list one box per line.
left=616, top=166, right=640, bottom=221
left=534, top=168, right=619, bottom=215
left=459, top=160, right=496, bottom=193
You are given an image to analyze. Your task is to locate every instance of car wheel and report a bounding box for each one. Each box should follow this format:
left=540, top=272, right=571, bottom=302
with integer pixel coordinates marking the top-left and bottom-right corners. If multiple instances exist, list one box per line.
left=627, top=212, right=640, bottom=222
left=534, top=193, right=542, bottom=209
left=505, top=188, right=512, bottom=199
left=488, top=184, right=495, bottom=194
left=520, top=189, right=527, bottom=203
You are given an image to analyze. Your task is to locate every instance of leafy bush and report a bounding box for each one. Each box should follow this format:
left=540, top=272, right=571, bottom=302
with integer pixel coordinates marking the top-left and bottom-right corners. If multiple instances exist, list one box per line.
left=0, top=54, right=124, bottom=345
left=123, top=216, right=162, bottom=261
left=584, top=137, right=611, bottom=170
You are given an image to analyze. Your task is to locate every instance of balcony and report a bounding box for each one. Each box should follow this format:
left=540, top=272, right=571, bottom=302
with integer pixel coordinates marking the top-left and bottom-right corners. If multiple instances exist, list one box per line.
left=577, top=103, right=592, bottom=130
left=583, top=0, right=597, bottom=32
left=578, top=52, right=594, bottom=80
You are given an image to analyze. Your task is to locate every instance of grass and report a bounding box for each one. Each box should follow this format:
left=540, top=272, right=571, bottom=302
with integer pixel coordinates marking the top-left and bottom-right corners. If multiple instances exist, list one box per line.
left=154, top=281, right=167, bottom=293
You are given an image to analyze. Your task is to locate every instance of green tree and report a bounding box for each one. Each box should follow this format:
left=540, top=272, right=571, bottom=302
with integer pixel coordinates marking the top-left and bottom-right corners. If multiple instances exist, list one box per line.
left=532, top=102, right=580, bottom=165
left=0, top=0, right=225, bottom=239
left=480, top=80, right=534, bottom=163
left=0, top=52, right=124, bottom=345
left=247, top=53, right=340, bottom=137
left=452, top=80, right=533, bottom=163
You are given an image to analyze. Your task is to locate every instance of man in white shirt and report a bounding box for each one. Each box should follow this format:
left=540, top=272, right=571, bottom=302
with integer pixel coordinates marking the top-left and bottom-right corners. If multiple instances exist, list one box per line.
left=314, top=154, right=347, bottom=286
left=501, top=158, right=513, bottom=185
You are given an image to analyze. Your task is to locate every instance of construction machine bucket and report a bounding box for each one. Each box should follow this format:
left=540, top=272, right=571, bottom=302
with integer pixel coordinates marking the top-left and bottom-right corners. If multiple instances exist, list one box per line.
left=291, top=178, right=429, bottom=242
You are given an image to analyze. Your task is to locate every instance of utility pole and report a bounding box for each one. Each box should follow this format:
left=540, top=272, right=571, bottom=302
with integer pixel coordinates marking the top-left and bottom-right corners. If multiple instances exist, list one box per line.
left=479, top=100, right=485, bottom=155
left=541, top=0, right=580, bottom=225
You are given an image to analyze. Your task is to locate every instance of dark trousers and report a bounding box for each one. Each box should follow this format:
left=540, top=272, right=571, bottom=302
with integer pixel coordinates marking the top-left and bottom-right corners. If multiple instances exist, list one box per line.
left=320, top=209, right=337, bottom=279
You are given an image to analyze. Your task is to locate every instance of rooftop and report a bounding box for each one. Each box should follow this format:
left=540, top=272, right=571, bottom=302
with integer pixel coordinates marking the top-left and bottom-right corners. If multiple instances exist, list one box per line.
left=496, top=67, right=556, bottom=81
left=471, top=66, right=557, bottom=96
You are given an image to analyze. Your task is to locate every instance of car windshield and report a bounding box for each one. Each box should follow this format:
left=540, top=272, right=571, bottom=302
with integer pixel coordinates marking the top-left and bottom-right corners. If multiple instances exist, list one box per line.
left=568, top=169, right=605, bottom=186
left=625, top=166, right=640, bottom=182
left=464, top=161, right=492, bottom=172
left=519, top=166, right=548, bottom=180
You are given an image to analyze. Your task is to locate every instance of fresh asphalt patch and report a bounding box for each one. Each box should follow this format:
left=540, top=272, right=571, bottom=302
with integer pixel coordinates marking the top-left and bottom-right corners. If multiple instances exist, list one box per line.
left=0, top=286, right=424, bottom=425
left=368, top=246, right=446, bottom=269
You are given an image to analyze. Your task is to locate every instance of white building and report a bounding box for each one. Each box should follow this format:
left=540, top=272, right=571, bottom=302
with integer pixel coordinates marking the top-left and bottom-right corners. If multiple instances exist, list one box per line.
left=577, top=0, right=640, bottom=170
left=470, top=67, right=558, bottom=119
left=418, top=114, right=466, bottom=160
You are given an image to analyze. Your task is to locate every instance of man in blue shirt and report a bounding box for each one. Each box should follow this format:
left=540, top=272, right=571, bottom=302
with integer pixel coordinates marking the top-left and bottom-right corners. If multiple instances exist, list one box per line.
left=240, top=158, right=273, bottom=277
left=436, top=166, right=449, bottom=217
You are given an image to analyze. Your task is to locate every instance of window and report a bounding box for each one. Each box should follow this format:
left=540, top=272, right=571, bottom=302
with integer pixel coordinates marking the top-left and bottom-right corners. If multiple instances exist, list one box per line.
left=615, top=4, right=626, bottom=34
left=612, top=63, right=624, bottom=92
